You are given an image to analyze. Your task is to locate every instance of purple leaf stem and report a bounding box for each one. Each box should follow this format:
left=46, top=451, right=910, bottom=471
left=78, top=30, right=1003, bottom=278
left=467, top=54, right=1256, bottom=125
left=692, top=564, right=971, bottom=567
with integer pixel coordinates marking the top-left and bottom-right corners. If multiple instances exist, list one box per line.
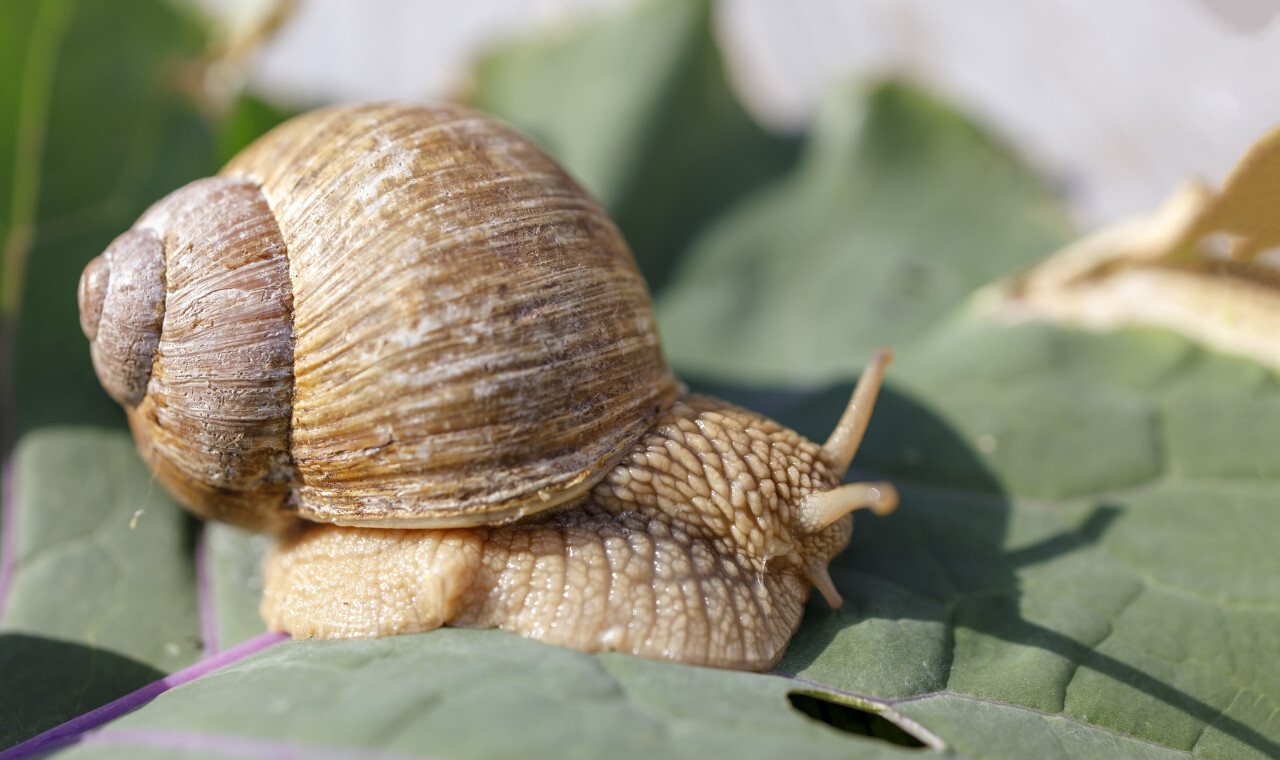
left=195, top=522, right=219, bottom=657
left=0, top=630, right=290, bottom=760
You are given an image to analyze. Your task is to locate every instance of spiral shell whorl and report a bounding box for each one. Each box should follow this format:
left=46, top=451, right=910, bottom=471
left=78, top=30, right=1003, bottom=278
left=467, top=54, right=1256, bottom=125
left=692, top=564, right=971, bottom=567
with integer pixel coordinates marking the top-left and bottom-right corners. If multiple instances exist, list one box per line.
left=129, top=177, right=297, bottom=531
left=79, top=228, right=166, bottom=407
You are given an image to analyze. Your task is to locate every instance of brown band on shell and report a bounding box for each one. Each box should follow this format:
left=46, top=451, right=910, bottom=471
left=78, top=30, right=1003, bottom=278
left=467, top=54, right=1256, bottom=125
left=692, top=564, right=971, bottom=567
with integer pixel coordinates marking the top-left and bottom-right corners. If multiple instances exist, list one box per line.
left=223, top=103, right=680, bottom=528
left=126, top=176, right=299, bottom=532
left=83, top=228, right=166, bottom=407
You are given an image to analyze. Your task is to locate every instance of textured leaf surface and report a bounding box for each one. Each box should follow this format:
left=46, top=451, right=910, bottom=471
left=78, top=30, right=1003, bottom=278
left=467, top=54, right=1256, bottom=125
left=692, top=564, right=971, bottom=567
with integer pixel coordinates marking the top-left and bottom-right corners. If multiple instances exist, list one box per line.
left=0, top=430, right=195, bottom=747
left=2, top=0, right=1277, bottom=758
left=775, top=322, right=1280, bottom=759
left=49, top=633, right=936, bottom=760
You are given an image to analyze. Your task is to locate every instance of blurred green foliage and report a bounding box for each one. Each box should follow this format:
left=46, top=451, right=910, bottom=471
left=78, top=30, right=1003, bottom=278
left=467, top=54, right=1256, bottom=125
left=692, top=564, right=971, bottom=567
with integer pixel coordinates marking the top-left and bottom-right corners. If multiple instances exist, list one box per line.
left=1, top=1, right=1277, bottom=758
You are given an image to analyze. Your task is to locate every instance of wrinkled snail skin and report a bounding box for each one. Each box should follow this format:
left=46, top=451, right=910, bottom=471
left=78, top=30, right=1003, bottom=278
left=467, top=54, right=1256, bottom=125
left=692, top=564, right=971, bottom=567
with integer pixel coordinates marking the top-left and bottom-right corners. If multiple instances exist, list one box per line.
left=263, top=389, right=894, bottom=671
left=77, top=102, right=899, bottom=671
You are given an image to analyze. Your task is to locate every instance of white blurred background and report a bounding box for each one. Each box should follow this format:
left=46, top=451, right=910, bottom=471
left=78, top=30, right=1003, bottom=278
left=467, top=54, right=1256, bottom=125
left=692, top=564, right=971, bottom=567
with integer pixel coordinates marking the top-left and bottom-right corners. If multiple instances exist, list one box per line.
left=195, top=0, right=1280, bottom=228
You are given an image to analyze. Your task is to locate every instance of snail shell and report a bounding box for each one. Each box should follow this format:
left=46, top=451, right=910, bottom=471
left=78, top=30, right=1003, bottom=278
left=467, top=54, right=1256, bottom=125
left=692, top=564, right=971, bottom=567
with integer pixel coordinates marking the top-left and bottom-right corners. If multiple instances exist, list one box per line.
left=78, top=103, right=897, bottom=670
left=79, top=103, right=678, bottom=533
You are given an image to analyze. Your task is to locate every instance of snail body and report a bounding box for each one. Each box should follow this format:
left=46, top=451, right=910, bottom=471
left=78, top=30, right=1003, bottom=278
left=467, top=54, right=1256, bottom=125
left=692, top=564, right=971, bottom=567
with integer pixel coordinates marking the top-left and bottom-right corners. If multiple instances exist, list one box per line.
left=79, top=103, right=897, bottom=670
left=266, top=389, right=895, bottom=670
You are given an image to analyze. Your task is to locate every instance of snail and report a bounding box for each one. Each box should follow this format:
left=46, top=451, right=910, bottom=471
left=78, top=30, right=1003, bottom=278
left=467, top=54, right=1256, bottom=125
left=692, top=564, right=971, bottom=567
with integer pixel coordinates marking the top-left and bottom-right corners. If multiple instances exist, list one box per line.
left=77, top=103, right=898, bottom=671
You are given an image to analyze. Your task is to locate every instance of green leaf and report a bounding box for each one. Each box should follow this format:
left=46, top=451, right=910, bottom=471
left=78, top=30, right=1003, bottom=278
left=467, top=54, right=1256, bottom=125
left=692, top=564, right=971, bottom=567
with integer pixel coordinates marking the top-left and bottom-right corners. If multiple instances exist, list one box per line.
left=0, top=429, right=197, bottom=747
left=5, top=0, right=1279, bottom=757
left=204, top=523, right=271, bottom=653
left=774, top=322, right=1280, bottom=759
left=657, top=82, right=1076, bottom=385
left=49, top=633, right=933, bottom=760
left=467, top=0, right=799, bottom=291
left=0, top=0, right=63, bottom=314
left=0, top=633, right=164, bottom=753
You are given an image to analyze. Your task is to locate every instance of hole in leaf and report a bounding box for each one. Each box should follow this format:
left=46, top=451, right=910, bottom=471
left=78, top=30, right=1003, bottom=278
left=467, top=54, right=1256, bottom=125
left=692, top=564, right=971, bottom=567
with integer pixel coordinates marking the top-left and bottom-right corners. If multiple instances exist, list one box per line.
left=788, top=692, right=927, bottom=749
